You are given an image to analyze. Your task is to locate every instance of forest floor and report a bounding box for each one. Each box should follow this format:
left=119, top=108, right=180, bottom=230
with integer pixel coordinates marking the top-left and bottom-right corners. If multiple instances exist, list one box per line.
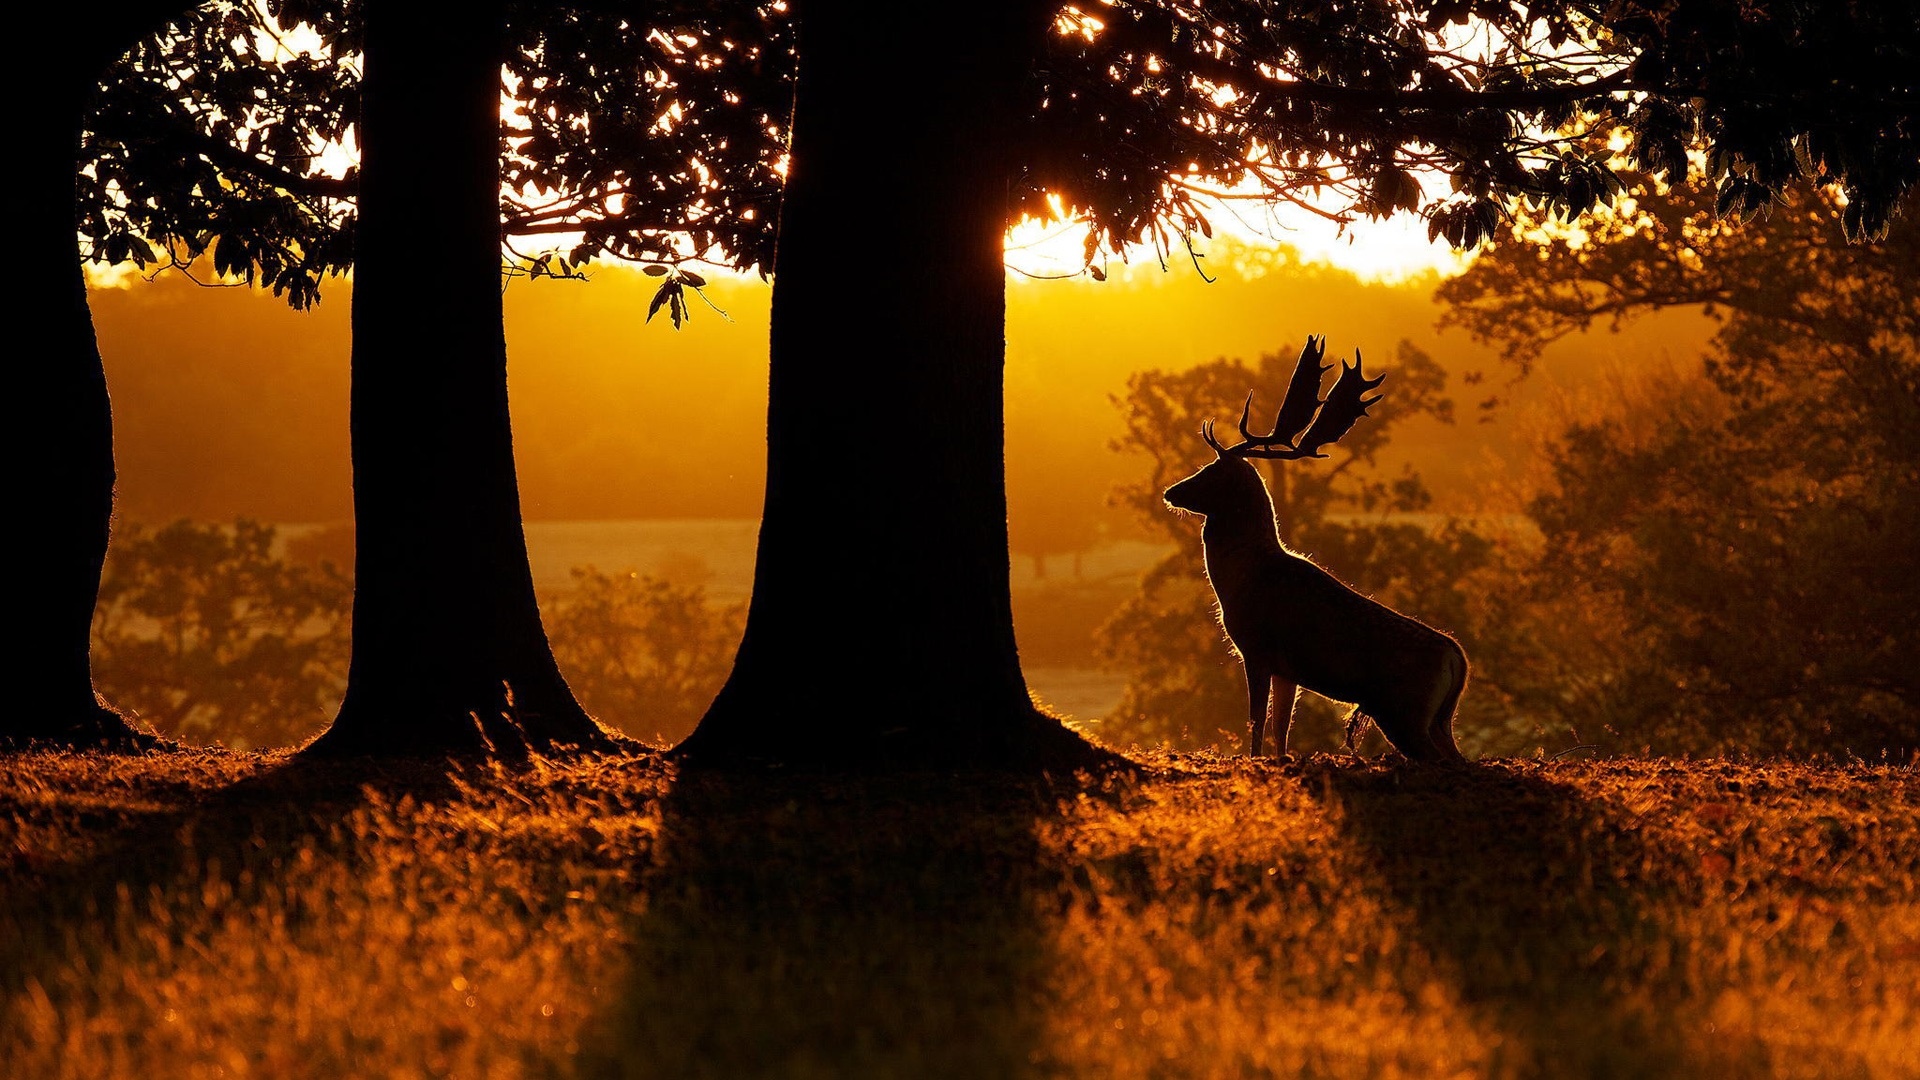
left=1, top=749, right=1915, bottom=1080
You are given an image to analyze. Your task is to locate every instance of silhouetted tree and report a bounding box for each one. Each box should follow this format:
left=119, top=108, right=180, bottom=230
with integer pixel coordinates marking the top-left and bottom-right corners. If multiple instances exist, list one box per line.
left=310, top=0, right=785, bottom=754
left=10, top=0, right=367, bottom=751
left=678, top=3, right=1100, bottom=767
left=1439, top=179, right=1920, bottom=758
left=56, top=0, right=788, bottom=756
left=683, top=0, right=1918, bottom=767
left=13, top=1, right=252, bottom=750
left=292, top=0, right=590, bottom=754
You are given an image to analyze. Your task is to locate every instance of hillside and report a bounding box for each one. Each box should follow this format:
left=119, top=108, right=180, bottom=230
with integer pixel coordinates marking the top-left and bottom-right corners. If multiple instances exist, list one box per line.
left=3, top=750, right=1914, bottom=1079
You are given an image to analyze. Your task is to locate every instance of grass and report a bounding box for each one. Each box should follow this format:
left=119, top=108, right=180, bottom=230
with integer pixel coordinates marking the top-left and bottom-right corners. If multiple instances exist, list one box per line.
left=2, top=749, right=1915, bottom=1079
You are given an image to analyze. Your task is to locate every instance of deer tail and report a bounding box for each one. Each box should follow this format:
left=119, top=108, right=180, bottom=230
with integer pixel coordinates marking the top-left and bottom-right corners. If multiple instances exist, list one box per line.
left=1342, top=705, right=1374, bottom=753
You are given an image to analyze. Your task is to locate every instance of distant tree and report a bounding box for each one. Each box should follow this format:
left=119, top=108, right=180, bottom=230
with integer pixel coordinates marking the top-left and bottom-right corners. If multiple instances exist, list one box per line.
left=545, top=569, right=745, bottom=747
left=681, top=0, right=1920, bottom=768
left=93, top=520, right=351, bottom=747
left=1009, top=480, right=1105, bottom=581
left=1439, top=179, right=1920, bottom=758
left=89, top=522, right=744, bottom=750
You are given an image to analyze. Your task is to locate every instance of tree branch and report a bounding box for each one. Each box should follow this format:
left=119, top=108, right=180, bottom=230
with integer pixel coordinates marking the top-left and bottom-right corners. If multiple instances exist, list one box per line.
left=1090, top=3, right=1633, bottom=113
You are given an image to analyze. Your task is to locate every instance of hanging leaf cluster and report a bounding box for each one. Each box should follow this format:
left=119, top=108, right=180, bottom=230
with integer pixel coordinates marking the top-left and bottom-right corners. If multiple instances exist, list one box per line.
left=641, top=264, right=710, bottom=329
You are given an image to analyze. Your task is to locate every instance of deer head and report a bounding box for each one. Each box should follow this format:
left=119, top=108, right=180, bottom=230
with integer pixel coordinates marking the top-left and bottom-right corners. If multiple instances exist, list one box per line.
left=1163, top=336, right=1385, bottom=517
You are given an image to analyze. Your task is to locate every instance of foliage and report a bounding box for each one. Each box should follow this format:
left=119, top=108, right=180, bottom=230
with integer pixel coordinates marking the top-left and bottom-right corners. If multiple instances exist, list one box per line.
left=5, top=752, right=1916, bottom=1078
left=499, top=1, right=791, bottom=274
left=1440, top=179, right=1920, bottom=758
left=1034, top=0, right=1920, bottom=268
left=87, top=0, right=1920, bottom=305
left=1095, top=341, right=1499, bottom=750
left=84, top=2, right=361, bottom=308
left=544, top=567, right=745, bottom=746
left=84, top=0, right=792, bottom=306
left=91, top=520, right=351, bottom=748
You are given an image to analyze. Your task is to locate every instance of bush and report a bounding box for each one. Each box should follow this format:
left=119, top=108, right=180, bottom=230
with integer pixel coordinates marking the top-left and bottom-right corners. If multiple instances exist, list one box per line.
left=91, top=522, right=745, bottom=749
left=545, top=567, right=745, bottom=746
left=93, top=519, right=351, bottom=748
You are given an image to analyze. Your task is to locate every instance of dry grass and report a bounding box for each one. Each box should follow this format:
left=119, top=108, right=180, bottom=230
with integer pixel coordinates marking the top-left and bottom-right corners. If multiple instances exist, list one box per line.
left=2, top=749, right=1915, bottom=1079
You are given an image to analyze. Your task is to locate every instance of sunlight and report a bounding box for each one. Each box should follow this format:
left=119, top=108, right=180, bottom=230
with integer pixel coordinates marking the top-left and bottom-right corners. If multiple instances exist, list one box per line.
left=1005, top=190, right=1472, bottom=285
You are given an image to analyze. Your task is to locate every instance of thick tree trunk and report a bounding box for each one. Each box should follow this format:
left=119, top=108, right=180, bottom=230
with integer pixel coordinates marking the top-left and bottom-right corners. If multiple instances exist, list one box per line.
left=678, top=2, right=1102, bottom=769
left=8, top=14, right=180, bottom=751
left=306, top=0, right=611, bottom=757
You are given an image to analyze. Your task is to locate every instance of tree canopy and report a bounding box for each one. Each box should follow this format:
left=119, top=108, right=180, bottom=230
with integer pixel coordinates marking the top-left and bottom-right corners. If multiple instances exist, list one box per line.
left=84, top=0, right=792, bottom=305
left=88, top=0, right=1920, bottom=304
left=1037, top=0, right=1917, bottom=261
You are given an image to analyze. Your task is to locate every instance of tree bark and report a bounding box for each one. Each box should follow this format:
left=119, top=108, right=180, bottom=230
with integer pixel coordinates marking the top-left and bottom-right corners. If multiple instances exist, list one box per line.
left=7, top=8, right=185, bottom=751
left=678, top=1, right=1104, bottom=769
left=305, top=0, right=611, bottom=757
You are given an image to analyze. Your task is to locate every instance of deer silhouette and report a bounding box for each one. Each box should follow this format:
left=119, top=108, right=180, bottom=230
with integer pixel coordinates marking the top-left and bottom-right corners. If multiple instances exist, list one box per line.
left=1163, top=336, right=1469, bottom=763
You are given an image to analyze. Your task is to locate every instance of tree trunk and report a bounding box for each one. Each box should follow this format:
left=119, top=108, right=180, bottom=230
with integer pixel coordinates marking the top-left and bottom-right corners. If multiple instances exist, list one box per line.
left=7, top=10, right=182, bottom=751
left=678, top=2, right=1102, bottom=769
left=306, top=0, right=611, bottom=757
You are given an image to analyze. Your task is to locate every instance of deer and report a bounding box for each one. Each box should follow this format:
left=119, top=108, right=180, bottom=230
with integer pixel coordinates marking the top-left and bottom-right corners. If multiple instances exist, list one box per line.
left=1163, top=335, right=1469, bottom=763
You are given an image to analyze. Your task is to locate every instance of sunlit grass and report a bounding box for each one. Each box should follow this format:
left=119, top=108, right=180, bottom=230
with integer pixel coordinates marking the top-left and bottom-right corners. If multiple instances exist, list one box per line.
left=2, top=750, right=1914, bottom=1078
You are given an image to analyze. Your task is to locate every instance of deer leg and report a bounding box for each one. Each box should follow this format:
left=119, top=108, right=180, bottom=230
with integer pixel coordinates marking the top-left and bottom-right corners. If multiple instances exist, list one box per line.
left=1365, top=681, right=1441, bottom=762
left=1370, top=705, right=1433, bottom=761
left=1244, top=657, right=1272, bottom=757
left=1426, top=645, right=1470, bottom=764
left=1267, top=677, right=1297, bottom=756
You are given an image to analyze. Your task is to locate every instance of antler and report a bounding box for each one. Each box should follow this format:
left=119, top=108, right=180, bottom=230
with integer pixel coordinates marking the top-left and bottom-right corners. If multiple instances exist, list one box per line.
left=1273, top=350, right=1385, bottom=458
left=1201, top=418, right=1227, bottom=455
left=1213, top=337, right=1385, bottom=460
left=1239, top=335, right=1330, bottom=447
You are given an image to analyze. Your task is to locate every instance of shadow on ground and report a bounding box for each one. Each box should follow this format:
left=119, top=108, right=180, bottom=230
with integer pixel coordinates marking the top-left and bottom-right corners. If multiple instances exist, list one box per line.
left=0, top=753, right=466, bottom=1014
left=577, top=767, right=1068, bottom=1080
left=1311, top=761, right=1715, bottom=1080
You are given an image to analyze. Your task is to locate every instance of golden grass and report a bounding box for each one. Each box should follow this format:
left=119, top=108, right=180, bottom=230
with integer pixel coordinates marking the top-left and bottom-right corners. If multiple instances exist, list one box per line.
left=2, top=750, right=1915, bottom=1079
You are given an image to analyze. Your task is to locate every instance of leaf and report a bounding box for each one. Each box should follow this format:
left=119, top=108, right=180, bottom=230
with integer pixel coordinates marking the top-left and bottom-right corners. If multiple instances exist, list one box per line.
left=681, top=270, right=707, bottom=287
left=1715, top=178, right=1739, bottom=219
left=643, top=264, right=670, bottom=276
left=1089, top=265, right=1107, bottom=281
left=646, top=280, right=673, bottom=322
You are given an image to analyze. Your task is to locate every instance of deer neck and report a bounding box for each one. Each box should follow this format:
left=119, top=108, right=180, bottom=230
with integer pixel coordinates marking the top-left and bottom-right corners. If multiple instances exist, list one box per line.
left=1203, top=510, right=1284, bottom=555
left=1201, top=488, right=1286, bottom=587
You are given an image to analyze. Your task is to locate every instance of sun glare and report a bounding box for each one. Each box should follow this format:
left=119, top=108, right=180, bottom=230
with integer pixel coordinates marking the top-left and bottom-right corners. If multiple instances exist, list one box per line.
left=1005, top=191, right=1471, bottom=285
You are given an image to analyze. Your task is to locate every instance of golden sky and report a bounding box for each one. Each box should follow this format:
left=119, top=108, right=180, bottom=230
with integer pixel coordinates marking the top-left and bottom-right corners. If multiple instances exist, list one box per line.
left=88, top=232, right=1713, bottom=543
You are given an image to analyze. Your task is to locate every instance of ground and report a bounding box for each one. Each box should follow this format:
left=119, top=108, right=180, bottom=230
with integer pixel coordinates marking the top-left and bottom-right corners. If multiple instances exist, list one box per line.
left=1, top=749, right=1915, bottom=1079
